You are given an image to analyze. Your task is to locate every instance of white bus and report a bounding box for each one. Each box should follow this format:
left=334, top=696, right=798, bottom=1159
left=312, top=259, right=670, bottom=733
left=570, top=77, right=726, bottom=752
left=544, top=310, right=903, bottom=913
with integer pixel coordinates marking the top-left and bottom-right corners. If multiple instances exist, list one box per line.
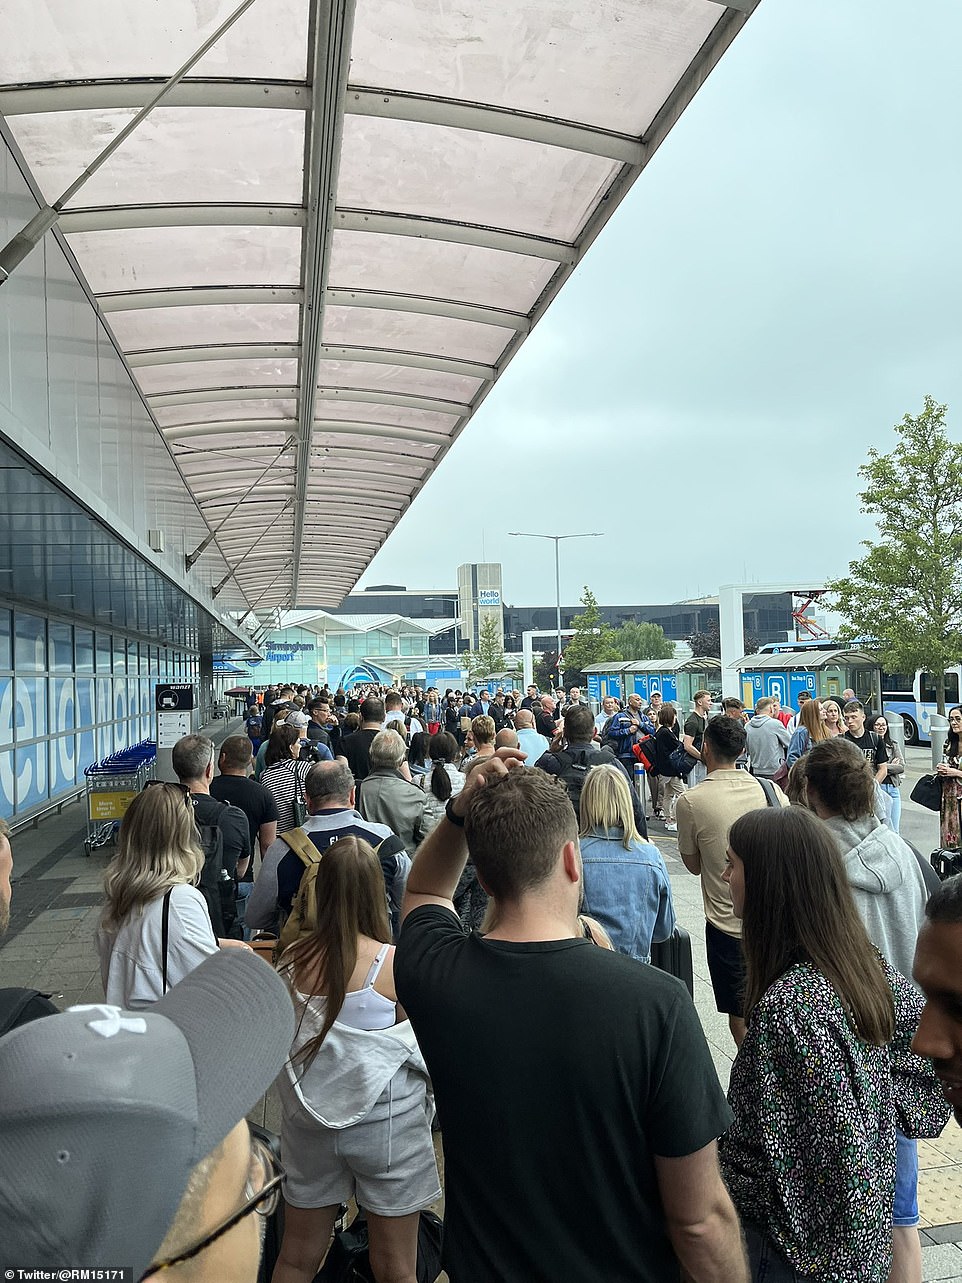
left=881, top=667, right=962, bottom=745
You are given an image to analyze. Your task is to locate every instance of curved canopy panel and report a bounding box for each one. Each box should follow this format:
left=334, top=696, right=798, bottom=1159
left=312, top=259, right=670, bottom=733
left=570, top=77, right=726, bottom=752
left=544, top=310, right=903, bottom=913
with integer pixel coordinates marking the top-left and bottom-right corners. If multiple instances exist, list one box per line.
left=0, top=0, right=759, bottom=610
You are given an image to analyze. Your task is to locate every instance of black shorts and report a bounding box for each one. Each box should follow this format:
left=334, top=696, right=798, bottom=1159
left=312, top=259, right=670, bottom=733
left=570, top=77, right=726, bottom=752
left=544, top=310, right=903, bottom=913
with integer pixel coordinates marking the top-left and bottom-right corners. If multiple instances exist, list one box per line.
left=705, top=920, right=745, bottom=1017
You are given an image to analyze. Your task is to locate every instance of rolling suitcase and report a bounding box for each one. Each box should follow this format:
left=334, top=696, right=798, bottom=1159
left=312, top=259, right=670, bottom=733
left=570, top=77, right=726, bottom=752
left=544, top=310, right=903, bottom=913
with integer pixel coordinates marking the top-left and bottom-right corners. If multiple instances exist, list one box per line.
left=650, top=926, right=694, bottom=999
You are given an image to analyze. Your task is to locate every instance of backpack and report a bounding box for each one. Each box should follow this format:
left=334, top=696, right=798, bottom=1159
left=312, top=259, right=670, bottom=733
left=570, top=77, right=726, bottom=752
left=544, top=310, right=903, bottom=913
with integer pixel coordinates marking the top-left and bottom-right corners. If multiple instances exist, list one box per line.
left=552, top=746, right=620, bottom=818
left=194, top=798, right=237, bottom=938
left=278, top=829, right=405, bottom=955
left=246, top=713, right=263, bottom=740
left=633, top=734, right=658, bottom=775
left=0, top=987, right=58, bottom=1036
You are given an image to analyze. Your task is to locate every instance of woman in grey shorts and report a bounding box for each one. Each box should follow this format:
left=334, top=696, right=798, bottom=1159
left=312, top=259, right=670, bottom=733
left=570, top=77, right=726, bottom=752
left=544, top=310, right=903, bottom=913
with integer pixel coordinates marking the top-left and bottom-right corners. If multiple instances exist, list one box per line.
left=272, top=837, right=440, bottom=1283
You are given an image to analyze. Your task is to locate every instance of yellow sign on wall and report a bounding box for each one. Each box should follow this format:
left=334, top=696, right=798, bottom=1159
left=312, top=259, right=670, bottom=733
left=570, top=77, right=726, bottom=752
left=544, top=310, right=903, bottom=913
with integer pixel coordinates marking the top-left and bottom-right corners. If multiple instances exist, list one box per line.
left=88, top=791, right=137, bottom=821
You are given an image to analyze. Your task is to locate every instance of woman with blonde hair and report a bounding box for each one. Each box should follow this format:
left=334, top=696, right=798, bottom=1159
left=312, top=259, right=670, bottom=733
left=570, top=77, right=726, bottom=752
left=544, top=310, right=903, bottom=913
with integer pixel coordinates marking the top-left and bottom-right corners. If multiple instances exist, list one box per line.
left=273, top=837, right=439, bottom=1283
left=786, top=696, right=829, bottom=768
left=821, top=698, right=845, bottom=737
left=97, top=782, right=239, bottom=1008
left=577, top=764, right=675, bottom=962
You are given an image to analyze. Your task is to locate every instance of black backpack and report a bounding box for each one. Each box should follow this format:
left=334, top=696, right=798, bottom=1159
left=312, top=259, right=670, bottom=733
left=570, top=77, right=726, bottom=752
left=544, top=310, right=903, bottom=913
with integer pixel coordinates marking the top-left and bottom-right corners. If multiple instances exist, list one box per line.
left=0, top=987, right=58, bottom=1035
left=552, top=746, right=620, bottom=818
left=194, top=798, right=237, bottom=938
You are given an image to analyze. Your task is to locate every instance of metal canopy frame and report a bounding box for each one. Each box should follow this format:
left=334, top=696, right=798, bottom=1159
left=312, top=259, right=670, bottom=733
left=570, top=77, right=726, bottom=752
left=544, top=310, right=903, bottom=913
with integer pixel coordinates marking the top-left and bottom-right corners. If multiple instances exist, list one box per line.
left=0, top=0, right=761, bottom=612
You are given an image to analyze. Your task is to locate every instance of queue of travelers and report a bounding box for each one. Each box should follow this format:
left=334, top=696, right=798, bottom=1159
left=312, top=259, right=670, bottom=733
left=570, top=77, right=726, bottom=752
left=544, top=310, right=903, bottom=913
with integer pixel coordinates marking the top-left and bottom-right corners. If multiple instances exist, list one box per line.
left=2, top=676, right=962, bottom=1283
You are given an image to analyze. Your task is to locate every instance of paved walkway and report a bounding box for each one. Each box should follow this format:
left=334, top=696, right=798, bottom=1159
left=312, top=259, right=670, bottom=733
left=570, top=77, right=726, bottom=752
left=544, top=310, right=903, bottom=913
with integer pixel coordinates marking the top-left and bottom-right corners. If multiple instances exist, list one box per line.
left=2, top=731, right=961, bottom=1279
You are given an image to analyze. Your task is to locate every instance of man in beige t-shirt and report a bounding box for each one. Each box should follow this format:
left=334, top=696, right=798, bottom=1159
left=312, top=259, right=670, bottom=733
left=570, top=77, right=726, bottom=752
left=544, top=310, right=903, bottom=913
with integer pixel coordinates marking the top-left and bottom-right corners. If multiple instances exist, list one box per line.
left=676, top=715, right=787, bottom=1048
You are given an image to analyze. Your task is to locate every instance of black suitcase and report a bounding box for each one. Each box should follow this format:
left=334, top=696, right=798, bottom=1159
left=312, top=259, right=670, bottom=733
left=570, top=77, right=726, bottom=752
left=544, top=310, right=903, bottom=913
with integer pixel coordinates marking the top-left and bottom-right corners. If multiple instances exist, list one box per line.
left=250, top=1124, right=284, bottom=1283
left=650, top=926, right=694, bottom=999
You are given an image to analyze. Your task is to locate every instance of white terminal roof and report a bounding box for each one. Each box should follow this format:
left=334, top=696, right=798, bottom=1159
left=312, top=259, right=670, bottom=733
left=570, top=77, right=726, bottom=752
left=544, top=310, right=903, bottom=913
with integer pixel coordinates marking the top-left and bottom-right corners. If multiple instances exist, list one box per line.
left=0, top=0, right=759, bottom=613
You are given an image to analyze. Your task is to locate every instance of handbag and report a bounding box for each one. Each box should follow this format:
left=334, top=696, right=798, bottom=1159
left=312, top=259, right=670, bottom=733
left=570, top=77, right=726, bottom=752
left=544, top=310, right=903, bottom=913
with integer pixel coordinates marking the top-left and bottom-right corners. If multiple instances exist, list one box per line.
left=315, top=1208, right=443, bottom=1283
left=910, top=773, right=943, bottom=812
left=668, top=745, right=695, bottom=779
left=288, top=762, right=308, bottom=827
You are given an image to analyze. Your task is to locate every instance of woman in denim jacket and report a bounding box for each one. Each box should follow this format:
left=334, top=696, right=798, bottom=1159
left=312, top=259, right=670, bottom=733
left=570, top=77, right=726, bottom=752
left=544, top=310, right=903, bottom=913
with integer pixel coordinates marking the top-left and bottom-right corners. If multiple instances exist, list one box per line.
left=577, top=765, right=675, bottom=962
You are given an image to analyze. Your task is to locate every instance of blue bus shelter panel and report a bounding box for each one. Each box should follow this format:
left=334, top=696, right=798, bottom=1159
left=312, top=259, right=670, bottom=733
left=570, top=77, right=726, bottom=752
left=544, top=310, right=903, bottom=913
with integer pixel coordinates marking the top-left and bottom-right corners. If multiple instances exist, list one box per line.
left=646, top=675, right=677, bottom=703
left=763, top=672, right=789, bottom=705
left=604, top=674, right=623, bottom=700
left=789, top=671, right=818, bottom=709
left=586, top=675, right=601, bottom=701
left=631, top=674, right=649, bottom=700
left=741, top=673, right=764, bottom=709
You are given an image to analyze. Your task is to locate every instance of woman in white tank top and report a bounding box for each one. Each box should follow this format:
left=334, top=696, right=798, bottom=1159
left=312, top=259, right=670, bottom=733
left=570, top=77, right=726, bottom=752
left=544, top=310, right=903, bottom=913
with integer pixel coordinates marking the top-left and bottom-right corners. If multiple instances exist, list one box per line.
left=273, top=836, right=439, bottom=1283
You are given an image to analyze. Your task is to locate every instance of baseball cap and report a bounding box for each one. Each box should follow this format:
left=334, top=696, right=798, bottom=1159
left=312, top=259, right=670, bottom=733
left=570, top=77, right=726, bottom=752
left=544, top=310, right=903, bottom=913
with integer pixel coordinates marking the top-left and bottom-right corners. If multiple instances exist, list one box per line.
left=0, top=950, right=295, bottom=1278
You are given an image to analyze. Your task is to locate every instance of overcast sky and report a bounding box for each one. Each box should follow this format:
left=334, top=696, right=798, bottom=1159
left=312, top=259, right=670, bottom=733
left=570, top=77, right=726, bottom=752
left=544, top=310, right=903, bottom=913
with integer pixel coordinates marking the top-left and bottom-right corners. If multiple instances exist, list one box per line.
left=355, top=0, right=962, bottom=609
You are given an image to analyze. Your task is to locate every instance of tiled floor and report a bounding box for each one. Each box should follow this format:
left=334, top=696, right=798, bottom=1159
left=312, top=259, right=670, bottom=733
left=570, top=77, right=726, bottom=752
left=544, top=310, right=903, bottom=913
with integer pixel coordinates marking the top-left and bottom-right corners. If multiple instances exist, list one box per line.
left=2, top=732, right=961, bottom=1278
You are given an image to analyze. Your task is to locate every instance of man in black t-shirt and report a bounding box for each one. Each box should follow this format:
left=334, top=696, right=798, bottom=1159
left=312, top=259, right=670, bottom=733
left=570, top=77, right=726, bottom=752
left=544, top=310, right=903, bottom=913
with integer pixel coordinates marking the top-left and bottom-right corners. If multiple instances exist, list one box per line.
left=336, top=696, right=385, bottom=782
left=843, top=700, right=889, bottom=783
left=210, top=735, right=279, bottom=862
left=396, top=754, right=747, bottom=1283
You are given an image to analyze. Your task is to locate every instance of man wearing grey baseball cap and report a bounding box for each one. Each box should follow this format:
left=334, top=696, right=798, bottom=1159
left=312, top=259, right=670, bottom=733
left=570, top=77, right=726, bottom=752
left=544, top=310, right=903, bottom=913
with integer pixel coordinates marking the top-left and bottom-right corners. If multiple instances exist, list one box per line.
left=0, top=949, right=295, bottom=1281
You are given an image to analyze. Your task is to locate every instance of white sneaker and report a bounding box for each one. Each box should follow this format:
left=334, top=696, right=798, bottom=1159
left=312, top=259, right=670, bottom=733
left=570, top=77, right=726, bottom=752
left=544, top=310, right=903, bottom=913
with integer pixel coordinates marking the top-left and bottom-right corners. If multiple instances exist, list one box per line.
left=665, top=821, right=677, bottom=832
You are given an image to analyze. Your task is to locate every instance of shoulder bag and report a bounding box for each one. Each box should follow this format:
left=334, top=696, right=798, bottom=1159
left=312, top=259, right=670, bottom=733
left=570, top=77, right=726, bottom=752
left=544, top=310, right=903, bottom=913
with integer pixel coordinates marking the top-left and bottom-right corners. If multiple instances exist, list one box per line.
left=668, top=744, right=696, bottom=779
left=910, top=773, right=942, bottom=812
left=287, top=761, right=308, bottom=828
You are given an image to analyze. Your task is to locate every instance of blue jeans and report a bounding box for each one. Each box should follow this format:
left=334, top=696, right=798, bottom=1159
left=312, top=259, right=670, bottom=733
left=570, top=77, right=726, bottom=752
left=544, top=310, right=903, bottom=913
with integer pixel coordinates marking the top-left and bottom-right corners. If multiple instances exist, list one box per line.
left=883, top=781, right=902, bottom=833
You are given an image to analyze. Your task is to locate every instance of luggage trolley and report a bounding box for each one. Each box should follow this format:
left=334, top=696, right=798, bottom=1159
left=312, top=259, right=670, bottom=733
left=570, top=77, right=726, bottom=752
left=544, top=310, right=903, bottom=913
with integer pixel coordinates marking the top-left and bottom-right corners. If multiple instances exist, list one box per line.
left=83, top=740, right=157, bottom=855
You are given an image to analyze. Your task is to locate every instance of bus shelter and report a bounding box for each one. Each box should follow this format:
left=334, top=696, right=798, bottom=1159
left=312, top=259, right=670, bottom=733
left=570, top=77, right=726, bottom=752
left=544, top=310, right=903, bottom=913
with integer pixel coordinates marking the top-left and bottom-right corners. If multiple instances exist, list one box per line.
left=584, top=657, right=721, bottom=709
left=733, top=649, right=881, bottom=712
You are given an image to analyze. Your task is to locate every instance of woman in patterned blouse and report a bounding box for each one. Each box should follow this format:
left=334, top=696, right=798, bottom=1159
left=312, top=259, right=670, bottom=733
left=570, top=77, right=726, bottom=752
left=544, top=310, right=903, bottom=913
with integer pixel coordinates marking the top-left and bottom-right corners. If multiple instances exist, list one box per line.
left=719, top=806, right=941, bottom=1283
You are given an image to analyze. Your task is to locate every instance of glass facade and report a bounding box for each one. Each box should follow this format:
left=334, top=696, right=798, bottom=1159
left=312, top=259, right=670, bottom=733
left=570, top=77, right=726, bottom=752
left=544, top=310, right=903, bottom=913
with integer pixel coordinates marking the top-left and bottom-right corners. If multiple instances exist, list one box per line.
left=0, top=604, right=198, bottom=820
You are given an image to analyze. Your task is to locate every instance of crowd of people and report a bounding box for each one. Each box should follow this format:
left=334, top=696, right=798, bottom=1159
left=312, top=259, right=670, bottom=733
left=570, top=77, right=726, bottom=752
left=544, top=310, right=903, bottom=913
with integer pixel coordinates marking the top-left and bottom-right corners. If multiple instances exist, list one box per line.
left=2, top=676, right=962, bottom=1282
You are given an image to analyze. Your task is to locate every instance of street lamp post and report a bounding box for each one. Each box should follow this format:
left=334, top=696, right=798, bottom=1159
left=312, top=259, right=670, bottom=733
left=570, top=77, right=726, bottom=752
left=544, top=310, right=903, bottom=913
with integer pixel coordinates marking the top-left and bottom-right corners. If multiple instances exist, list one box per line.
left=508, top=532, right=603, bottom=684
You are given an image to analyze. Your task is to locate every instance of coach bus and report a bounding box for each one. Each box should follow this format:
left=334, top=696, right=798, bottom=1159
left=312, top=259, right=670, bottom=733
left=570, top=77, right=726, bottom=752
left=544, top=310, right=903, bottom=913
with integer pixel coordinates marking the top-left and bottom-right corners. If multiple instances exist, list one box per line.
left=882, top=667, right=962, bottom=745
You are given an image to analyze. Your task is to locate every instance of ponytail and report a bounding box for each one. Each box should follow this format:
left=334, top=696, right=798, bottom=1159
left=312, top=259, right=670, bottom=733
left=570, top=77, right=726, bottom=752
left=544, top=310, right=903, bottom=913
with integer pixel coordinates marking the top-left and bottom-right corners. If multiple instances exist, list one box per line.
left=429, top=759, right=453, bottom=802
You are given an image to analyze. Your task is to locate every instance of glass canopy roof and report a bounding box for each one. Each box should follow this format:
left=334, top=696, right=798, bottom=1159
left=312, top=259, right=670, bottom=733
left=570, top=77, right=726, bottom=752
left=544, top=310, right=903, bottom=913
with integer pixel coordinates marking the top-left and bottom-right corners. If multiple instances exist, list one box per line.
left=0, top=0, right=759, bottom=611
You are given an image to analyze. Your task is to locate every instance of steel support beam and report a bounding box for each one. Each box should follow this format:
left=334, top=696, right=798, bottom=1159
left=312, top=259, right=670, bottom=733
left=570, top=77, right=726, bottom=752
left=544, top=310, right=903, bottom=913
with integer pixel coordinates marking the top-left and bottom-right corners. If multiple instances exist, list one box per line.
left=58, top=204, right=304, bottom=233
left=130, top=341, right=492, bottom=380
left=334, top=209, right=576, bottom=264
left=314, top=387, right=471, bottom=416
left=0, top=79, right=309, bottom=115
left=164, top=418, right=446, bottom=447
left=99, top=286, right=302, bottom=312
left=325, top=288, right=526, bottom=333
left=151, top=383, right=468, bottom=416
left=345, top=87, right=644, bottom=165
left=291, top=0, right=356, bottom=604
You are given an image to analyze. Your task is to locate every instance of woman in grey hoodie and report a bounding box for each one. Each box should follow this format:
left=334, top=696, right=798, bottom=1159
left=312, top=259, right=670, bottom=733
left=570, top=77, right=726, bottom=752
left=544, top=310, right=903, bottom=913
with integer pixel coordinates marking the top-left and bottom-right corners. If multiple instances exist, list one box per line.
left=804, top=736, right=930, bottom=1283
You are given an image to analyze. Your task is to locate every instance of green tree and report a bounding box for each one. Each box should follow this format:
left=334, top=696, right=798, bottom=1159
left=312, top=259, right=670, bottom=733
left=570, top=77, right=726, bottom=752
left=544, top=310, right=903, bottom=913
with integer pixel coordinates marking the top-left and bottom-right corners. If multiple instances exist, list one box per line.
left=613, top=619, right=675, bottom=662
left=826, top=395, right=962, bottom=714
left=560, top=587, right=621, bottom=684
left=533, top=650, right=560, bottom=691
left=465, top=614, right=505, bottom=682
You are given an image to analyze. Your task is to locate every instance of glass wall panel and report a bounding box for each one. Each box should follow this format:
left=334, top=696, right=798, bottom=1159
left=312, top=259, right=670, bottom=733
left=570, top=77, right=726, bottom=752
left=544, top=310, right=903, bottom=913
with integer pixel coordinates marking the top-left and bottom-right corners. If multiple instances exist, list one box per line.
left=0, top=752, right=12, bottom=817
left=49, top=621, right=73, bottom=672
left=0, top=609, right=11, bottom=670
left=15, top=613, right=46, bottom=672
left=15, top=676, right=46, bottom=740
left=75, top=628, right=94, bottom=672
left=96, top=632, right=112, bottom=672
left=0, top=670, right=11, bottom=749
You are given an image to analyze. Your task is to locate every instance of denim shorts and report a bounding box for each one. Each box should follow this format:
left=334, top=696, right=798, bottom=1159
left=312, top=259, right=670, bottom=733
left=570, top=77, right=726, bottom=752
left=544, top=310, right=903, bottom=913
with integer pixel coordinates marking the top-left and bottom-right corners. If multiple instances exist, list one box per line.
left=894, top=1129, right=919, bottom=1227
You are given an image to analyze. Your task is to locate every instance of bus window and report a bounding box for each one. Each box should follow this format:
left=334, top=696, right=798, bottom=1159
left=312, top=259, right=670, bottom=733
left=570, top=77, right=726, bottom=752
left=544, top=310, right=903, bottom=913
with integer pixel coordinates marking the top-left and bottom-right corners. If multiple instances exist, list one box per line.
left=920, top=672, right=961, bottom=705
left=881, top=672, right=914, bottom=694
